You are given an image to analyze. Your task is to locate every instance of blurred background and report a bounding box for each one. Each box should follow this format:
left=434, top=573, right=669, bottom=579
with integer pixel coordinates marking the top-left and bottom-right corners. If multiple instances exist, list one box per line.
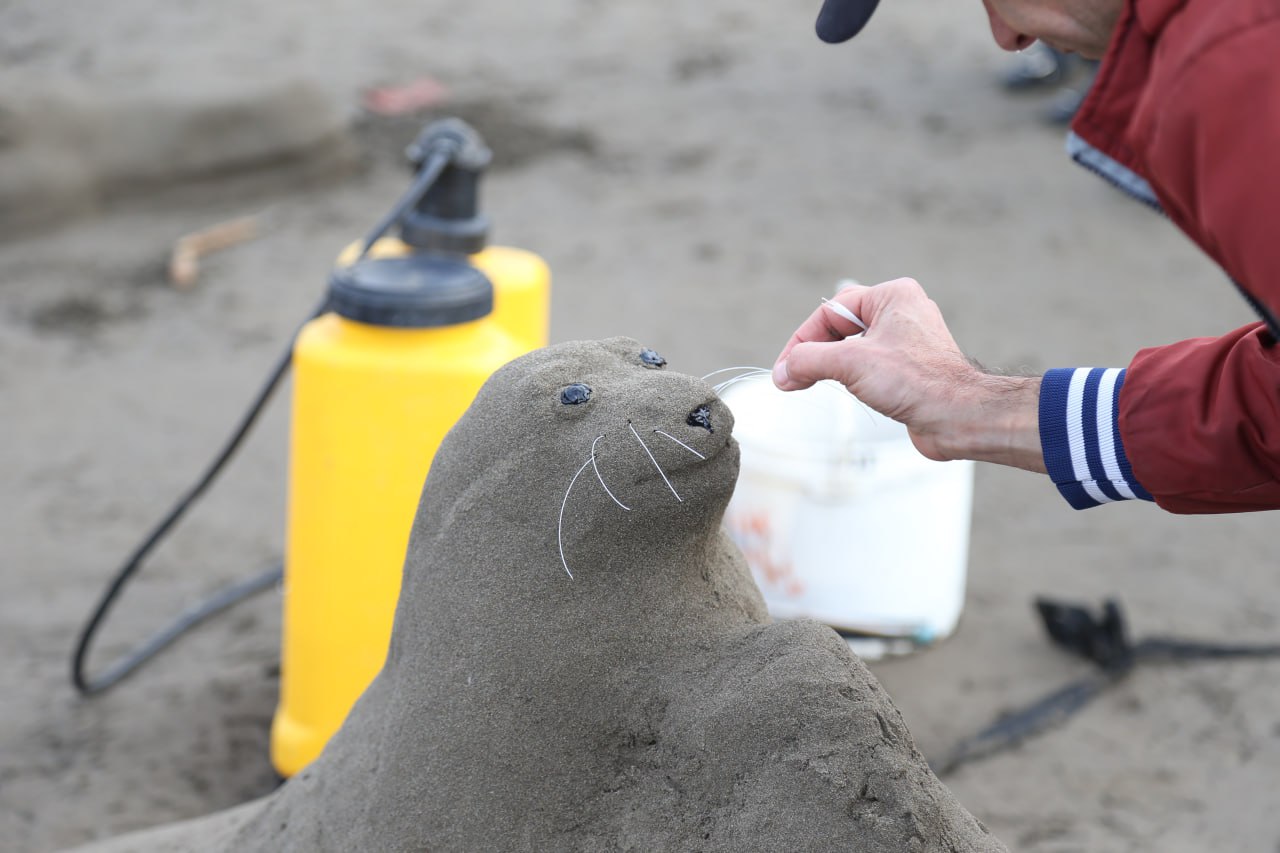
left=2, top=1, right=1277, bottom=851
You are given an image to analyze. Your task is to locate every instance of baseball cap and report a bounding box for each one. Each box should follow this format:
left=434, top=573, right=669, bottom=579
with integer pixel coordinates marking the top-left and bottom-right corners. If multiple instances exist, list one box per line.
left=814, top=0, right=882, bottom=43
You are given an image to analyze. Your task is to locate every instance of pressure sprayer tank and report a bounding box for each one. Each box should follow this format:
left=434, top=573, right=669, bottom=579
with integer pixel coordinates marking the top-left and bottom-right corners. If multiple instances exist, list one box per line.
left=270, top=119, right=549, bottom=778
left=719, top=379, right=974, bottom=660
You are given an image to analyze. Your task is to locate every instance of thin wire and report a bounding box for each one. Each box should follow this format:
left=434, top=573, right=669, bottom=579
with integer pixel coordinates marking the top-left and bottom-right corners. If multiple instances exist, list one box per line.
left=557, top=456, right=595, bottom=579
left=652, top=429, right=705, bottom=460
left=628, top=422, right=682, bottom=502
left=820, top=296, right=866, bottom=331
left=712, top=370, right=771, bottom=397
left=590, top=435, right=631, bottom=510
left=713, top=371, right=874, bottom=425
left=710, top=367, right=879, bottom=407
left=701, top=366, right=769, bottom=383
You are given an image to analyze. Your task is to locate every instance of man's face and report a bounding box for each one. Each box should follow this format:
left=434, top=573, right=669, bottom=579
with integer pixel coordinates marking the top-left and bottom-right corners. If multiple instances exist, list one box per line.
left=982, top=0, right=1124, bottom=59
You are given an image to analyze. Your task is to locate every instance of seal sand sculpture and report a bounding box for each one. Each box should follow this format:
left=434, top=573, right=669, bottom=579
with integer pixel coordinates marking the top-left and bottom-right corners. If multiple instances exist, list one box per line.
left=70, top=337, right=1004, bottom=853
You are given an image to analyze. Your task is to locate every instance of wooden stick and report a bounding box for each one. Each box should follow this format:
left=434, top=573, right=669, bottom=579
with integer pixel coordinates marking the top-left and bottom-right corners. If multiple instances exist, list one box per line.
left=168, top=215, right=261, bottom=290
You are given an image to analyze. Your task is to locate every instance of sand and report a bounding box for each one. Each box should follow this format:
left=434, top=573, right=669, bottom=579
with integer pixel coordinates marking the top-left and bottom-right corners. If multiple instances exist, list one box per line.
left=64, top=339, right=1003, bottom=851
left=5, top=1, right=1280, bottom=851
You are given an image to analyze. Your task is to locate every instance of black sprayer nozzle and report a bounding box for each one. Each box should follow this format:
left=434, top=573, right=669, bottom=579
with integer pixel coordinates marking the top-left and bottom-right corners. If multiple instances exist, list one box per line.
left=400, top=118, right=493, bottom=255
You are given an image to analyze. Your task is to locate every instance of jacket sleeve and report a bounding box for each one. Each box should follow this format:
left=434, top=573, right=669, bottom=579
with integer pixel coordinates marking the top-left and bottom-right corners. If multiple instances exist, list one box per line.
left=1112, top=21, right=1280, bottom=513
left=1121, top=325, right=1280, bottom=513
left=1040, top=367, right=1154, bottom=509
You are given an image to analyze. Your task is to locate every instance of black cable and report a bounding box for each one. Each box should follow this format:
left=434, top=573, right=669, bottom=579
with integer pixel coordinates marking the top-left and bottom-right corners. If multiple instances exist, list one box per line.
left=72, top=132, right=460, bottom=696
left=71, top=296, right=330, bottom=696
left=932, top=598, right=1280, bottom=777
left=1134, top=637, right=1280, bottom=662
left=932, top=670, right=1126, bottom=777
left=77, top=563, right=284, bottom=693
left=358, top=149, right=452, bottom=258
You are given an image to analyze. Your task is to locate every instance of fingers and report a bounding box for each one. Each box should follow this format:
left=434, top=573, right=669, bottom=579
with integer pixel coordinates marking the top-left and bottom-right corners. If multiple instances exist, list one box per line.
left=775, top=338, right=858, bottom=391
left=772, top=284, right=872, bottom=380
left=772, top=277, right=930, bottom=392
left=820, top=298, right=866, bottom=331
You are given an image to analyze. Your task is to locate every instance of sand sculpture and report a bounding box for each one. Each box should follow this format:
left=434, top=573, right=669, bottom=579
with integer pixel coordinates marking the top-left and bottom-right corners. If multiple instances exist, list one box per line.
left=69, top=337, right=1004, bottom=852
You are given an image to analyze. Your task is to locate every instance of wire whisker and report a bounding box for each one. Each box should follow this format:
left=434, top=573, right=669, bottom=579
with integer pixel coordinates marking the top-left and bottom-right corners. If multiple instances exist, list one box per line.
left=652, top=429, right=706, bottom=460
left=713, top=371, right=771, bottom=397
left=556, top=456, right=595, bottom=579
left=701, top=366, right=770, bottom=383
left=628, top=421, right=682, bottom=502
left=591, top=435, right=631, bottom=510
left=710, top=371, right=877, bottom=425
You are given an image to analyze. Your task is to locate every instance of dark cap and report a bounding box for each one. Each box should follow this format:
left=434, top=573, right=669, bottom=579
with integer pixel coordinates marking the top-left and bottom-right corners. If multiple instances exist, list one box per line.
left=815, top=0, right=882, bottom=43
left=328, top=255, right=493, bottom=328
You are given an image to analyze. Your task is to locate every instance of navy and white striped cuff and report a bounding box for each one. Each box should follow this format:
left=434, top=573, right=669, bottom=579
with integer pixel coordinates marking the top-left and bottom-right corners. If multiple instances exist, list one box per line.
left=1039, top=367, right=1153, bottom=509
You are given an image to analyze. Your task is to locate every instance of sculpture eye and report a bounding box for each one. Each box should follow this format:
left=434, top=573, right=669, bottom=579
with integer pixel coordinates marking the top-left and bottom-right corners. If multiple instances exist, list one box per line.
left=560, top=383, right=592, bottom=405
left=640, top=348, right=667, bottom=368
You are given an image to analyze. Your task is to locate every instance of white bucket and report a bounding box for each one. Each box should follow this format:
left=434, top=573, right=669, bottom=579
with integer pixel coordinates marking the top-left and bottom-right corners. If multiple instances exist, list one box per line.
left=720, top=378, right=975, bottom=659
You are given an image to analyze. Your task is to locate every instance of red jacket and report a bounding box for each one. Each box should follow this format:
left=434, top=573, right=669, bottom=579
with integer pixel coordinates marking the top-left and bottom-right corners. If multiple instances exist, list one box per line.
left=1071, top=0, right=1280, bottom=512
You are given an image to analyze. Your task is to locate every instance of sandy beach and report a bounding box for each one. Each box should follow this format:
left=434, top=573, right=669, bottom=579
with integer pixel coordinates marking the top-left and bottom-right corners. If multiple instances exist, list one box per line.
left=3, top=1, right=1279, bottom=850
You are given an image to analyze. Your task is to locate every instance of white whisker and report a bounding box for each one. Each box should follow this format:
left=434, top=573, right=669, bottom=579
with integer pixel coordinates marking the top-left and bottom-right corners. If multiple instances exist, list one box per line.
left=713, top=371, right=770, bottom=396
left=591, top=435, right=631, bottom=510
left=652, top=429, right=706, bottom=460
left=628, top=421, right=682, bottom=502
left=701, top=366, right=770, bottom=383
left=806, top=380, right=879, bottom=424
left=711, top=372, right=877, bottom=425
left=557, top=456, right=595, bottom=579
left=820, top=296, right=867, bottom=330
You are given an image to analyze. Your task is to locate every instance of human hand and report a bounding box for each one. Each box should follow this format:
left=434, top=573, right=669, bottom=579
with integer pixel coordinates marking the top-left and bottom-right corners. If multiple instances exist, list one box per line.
left=772, top=278, right=1046, bottom=472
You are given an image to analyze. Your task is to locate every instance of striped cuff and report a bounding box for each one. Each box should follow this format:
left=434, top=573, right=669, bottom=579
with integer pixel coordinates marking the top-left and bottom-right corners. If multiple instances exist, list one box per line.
left=1039, top=367, right=1154, bottom=509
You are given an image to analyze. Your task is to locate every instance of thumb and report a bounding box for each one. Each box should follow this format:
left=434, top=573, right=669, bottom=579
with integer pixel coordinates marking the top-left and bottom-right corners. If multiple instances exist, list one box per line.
left=773, top=339, right=859, bottom=391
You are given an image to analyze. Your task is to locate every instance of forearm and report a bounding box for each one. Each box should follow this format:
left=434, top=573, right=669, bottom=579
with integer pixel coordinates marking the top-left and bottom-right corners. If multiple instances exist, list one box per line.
left=928, top=372, right=1046, bottom=474
left=938, top=366, right=1160, bottom=508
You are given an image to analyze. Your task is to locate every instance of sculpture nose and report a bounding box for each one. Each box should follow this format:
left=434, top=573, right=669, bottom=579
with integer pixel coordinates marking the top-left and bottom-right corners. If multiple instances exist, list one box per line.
left=687, top=405, right=714, bottom=433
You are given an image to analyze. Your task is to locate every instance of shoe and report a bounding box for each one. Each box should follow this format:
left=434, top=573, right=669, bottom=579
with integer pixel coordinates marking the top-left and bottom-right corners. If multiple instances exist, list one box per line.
left=1001, top=42, right=1068, bottom=91
left=1044, top=85, right=1089, bottom=125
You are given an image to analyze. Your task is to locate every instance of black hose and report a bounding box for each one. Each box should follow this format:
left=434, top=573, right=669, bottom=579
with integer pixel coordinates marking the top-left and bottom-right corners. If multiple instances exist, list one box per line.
left=72, top=133, right=459, bottom=697
left=357, top=149, right=452, bottom=258
left=932, top=597, right=1280, bottom=777
left=75, top=564, right=284, bottom=694
left=71, top=296, right=330, bottom=696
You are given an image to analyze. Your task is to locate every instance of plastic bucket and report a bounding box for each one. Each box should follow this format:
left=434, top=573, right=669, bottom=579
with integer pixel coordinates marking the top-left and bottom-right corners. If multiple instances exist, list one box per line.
left=720, top=378, right=974, bottom=659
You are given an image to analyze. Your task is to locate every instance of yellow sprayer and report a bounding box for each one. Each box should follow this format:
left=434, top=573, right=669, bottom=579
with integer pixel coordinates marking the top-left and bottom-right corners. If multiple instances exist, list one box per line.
left=71, top=118, right=549, bottom=780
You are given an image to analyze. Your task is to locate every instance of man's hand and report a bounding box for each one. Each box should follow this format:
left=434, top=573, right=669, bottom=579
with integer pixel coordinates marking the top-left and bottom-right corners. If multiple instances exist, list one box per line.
left=772, top=278, right=1047, bottom=473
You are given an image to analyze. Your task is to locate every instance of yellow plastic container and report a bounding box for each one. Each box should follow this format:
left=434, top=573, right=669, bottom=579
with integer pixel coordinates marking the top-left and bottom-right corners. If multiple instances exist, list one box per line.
left=270, top=253, right=543, bottom=777
left=336, top=237, right=551, bottom=352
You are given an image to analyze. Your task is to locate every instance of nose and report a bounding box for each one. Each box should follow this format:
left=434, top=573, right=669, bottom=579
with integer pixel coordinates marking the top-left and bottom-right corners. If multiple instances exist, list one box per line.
left=983, top=0, right=1036, bottom=51
left=687, top=405, right=714, bottom=433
